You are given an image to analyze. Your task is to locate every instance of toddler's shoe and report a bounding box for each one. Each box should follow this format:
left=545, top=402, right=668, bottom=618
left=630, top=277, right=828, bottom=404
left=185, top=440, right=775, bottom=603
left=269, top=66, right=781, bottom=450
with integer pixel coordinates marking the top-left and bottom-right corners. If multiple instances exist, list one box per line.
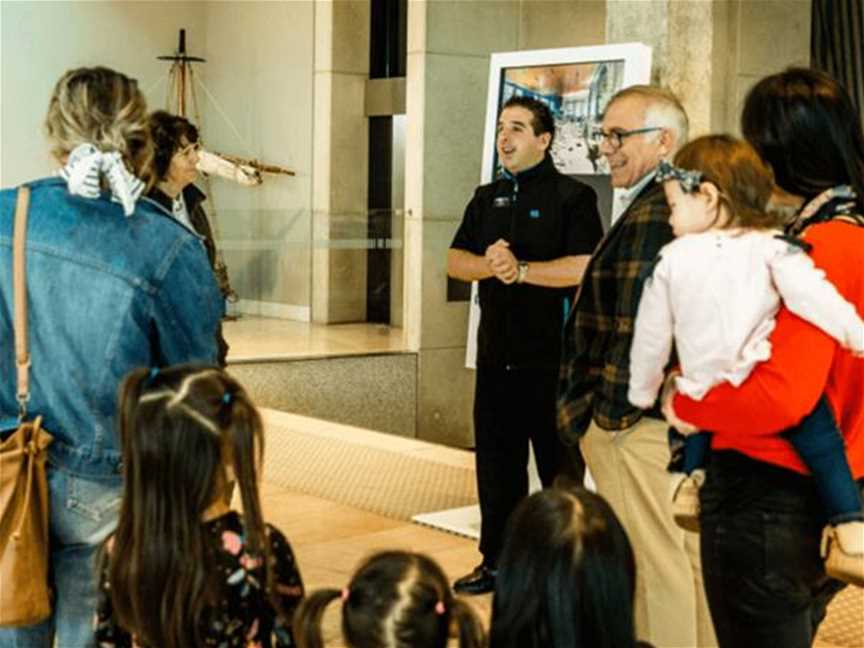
left=670, top=470, right=705, bottom=533
left=822, top=520, right=864, bottom=587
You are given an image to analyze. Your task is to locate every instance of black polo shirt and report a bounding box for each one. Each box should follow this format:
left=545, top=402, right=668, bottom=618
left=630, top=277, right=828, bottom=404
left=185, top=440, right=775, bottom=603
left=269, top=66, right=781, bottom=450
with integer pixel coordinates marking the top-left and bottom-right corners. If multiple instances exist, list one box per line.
left=451, top=155, right=603, bottom=370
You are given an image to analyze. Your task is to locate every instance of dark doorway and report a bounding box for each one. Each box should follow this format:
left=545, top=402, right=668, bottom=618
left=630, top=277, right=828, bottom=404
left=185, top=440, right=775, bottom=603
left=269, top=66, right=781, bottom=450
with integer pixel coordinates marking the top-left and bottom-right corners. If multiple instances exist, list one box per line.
left=366, top=0, right=407, bottom=324
left=370, top=0, right=407, bottom=79
left=367, top=117, right=394, bottom=323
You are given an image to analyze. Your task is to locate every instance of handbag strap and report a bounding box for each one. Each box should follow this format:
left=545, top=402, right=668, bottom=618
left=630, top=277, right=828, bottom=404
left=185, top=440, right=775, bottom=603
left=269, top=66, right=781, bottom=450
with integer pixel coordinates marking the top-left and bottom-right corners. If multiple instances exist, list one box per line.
left=13, top=186, right=31, bottom=420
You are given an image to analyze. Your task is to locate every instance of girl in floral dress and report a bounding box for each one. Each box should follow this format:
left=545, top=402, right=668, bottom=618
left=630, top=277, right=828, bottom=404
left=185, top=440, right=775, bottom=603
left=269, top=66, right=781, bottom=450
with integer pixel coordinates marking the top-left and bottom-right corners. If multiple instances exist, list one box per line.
left=94, top=365, right=304, bottom=648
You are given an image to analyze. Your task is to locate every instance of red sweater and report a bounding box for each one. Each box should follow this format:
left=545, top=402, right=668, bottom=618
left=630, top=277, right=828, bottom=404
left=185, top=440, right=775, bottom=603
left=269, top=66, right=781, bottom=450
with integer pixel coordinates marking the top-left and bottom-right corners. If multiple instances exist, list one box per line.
left=673, top=221, right=864, bottom=477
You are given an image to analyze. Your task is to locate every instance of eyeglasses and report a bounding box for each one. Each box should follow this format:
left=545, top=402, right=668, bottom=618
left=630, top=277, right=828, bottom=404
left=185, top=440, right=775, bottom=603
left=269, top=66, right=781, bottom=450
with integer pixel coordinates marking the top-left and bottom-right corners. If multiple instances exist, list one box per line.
left=592, top=126, right=663, bottom=149
left=177, top=142, right=201, bottom=158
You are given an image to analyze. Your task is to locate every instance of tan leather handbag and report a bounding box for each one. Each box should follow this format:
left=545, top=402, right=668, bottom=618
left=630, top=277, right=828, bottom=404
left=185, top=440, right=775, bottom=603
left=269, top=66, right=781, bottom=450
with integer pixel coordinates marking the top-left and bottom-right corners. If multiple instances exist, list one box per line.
left=0, top=186, right=54, bottom=626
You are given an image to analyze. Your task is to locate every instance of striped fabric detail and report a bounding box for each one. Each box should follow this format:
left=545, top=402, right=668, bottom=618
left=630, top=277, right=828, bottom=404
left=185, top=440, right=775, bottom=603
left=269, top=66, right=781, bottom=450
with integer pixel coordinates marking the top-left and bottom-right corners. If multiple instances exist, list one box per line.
left=812, top=0, right=864, bottom=117
left=58, top=143, right=145, bottom=216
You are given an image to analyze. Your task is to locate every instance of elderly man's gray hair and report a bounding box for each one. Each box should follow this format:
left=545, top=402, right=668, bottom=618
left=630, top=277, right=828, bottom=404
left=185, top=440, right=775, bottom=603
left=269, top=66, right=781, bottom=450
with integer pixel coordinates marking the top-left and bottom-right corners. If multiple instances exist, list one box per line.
left=606, top=85, right=690, bottom=154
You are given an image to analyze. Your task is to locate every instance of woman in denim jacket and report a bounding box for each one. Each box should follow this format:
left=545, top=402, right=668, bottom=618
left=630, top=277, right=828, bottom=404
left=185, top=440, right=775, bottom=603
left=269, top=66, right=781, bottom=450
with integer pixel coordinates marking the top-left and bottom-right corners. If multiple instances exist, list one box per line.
left=0, top=66, right=222, bottom=648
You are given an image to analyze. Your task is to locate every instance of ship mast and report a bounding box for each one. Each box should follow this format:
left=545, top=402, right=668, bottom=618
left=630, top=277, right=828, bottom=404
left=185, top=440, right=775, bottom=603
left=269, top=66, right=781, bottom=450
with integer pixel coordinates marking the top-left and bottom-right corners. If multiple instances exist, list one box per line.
left=158, top=29, right=205, bottom=119
left=158, top=29, right=237, bottom=304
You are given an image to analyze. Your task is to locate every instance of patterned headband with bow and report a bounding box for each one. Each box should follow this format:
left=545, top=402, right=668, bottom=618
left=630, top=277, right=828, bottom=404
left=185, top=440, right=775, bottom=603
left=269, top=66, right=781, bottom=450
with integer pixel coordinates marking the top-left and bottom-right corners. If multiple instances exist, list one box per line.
left=655, top=159, right=704, bottom=193
left=58, top=143, right=145, bottom=217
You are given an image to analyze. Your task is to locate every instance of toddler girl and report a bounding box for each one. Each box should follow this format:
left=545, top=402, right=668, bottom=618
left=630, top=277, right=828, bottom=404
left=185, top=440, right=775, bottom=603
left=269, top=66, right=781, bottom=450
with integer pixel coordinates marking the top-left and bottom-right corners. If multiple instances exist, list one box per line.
left=94, top=365, right=305, bottom=647
left=628, top=135, right=864, bottom=582
left=293, top=550, right=485, bottom=648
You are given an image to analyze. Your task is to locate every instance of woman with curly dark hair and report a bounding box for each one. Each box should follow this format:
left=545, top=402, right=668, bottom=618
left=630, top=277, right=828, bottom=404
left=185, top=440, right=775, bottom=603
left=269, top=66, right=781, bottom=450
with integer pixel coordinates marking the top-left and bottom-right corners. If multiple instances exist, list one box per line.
left=148, top=110, right=231, bottom=365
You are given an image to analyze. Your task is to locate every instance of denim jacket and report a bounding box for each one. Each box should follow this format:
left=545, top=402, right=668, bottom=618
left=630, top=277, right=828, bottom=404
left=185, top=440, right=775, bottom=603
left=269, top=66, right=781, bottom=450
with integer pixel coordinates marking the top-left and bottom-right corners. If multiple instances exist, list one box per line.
left=0, top=177, right=223, bottom=477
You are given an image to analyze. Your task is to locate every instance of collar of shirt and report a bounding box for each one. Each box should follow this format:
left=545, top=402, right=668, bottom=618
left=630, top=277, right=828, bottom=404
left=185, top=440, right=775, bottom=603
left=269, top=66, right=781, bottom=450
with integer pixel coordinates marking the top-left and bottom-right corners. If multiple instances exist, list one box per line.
left=171, top=192, right=194, bottom=230
left=612, top=169, right=658, bottom=223
left=500, top=154, right=555, bottom=185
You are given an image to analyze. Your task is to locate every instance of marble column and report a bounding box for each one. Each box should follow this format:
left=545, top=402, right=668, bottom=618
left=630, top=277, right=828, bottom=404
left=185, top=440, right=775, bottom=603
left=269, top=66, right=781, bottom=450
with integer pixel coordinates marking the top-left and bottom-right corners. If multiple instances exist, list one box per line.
left=312, top=0, right=370, bottom=323
left=606, top=0, right=810, bottom=137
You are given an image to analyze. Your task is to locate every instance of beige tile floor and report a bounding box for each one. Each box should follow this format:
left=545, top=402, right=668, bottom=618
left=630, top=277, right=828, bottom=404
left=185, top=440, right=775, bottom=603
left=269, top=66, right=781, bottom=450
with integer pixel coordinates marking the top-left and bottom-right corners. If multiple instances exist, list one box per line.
left=255, top=407, right=488, bottom=645
left=253, top=409, right=857, bottom=648
left=224, top=317, right=406, bottom=362
left=260, top=482, right=490, bottom=646
left=260, top=480, right=856, bottom=648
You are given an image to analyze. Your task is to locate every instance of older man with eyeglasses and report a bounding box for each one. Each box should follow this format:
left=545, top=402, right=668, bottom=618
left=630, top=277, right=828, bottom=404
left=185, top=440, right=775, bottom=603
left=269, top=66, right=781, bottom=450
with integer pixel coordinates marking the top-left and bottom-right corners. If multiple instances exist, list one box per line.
left=558, top=86, right=717, bottom=648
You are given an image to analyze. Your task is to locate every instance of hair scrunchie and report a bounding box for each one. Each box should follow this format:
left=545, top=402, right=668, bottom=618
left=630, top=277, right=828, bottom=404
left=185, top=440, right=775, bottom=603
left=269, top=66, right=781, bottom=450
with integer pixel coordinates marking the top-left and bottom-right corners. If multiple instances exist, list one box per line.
left=59, top=143, right=145, bottom=216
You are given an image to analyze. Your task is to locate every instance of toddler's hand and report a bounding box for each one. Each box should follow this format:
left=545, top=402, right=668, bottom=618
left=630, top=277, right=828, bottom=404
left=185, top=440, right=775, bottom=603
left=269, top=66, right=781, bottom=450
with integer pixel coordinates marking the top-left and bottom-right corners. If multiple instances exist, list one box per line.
left=661, top=371, right=699, bottom=435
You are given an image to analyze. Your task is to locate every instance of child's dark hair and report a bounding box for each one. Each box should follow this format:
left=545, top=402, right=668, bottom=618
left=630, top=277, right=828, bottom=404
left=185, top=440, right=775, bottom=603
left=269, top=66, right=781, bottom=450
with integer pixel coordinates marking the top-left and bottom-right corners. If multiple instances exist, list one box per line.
left=673, top=134, right=780, bottom=229
left=294, top=550, right=485, bottom=648
left=105, top=364, right=276, bottom=648
left=490, top=486, right=637, bottom=648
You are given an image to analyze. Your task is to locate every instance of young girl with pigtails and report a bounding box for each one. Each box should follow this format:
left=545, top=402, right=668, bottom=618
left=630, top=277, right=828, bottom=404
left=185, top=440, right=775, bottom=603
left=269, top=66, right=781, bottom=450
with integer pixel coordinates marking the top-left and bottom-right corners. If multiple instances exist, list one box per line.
left=94, top=365, right=305, bottom=647
left=293, top=550, right=486, bottom=648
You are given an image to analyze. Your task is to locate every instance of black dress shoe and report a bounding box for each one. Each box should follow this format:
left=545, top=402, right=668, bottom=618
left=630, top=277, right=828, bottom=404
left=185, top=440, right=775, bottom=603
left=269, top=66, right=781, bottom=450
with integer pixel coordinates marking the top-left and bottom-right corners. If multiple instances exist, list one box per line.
left=453, top=564, right=497, bottom=595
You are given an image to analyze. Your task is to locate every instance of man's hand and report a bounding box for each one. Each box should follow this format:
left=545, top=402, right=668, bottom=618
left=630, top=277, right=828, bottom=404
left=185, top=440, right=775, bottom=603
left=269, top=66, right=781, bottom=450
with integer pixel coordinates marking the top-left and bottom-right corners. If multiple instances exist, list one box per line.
left=661, top=371, right=699, bottom=435
left=485, top=239, right=519, bottom=284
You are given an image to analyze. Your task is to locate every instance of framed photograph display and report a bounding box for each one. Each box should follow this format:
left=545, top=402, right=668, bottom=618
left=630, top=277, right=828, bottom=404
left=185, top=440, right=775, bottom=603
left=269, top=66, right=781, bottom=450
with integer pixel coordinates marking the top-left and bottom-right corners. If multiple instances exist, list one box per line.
left=481, top=43, right=652, bottom=180
left=465, top=43, right=653, bottom=368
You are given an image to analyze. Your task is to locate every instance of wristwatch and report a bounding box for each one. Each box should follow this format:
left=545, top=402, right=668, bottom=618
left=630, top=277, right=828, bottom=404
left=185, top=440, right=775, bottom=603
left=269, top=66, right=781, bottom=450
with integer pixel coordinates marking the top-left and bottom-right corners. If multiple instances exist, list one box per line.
left=516, top=261, right=529, bottom=284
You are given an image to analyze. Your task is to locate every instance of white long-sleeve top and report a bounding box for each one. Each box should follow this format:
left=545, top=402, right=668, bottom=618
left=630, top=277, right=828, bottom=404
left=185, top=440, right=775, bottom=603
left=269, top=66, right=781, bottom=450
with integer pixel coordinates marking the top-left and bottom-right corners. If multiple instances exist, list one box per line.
left=628, top=229, right=864, bottom=408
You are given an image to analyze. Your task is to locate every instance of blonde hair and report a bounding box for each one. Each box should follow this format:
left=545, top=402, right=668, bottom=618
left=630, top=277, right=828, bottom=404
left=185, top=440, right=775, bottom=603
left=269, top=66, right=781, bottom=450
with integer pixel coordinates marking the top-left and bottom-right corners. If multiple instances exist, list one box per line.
left=45, top=66, right=152, bottom=178
left=608, top=85, right=690, bottom=154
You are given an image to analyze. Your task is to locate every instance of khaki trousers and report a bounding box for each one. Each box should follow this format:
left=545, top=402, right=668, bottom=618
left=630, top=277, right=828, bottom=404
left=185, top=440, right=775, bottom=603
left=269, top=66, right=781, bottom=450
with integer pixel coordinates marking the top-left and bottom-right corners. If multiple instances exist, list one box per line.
left=582, top=417, right=717, bottom=648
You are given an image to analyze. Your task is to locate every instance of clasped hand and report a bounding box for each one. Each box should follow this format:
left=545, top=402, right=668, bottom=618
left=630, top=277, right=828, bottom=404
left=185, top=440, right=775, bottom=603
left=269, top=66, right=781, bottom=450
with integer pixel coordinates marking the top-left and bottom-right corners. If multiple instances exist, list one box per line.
left=485, top=239, right=518, bottom=284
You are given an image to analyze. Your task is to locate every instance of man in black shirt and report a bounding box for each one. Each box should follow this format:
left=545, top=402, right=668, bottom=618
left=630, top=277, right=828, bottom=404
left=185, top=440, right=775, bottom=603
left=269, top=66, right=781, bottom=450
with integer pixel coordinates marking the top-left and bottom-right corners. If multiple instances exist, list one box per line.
left=448, top=96, right=603, bottom=594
